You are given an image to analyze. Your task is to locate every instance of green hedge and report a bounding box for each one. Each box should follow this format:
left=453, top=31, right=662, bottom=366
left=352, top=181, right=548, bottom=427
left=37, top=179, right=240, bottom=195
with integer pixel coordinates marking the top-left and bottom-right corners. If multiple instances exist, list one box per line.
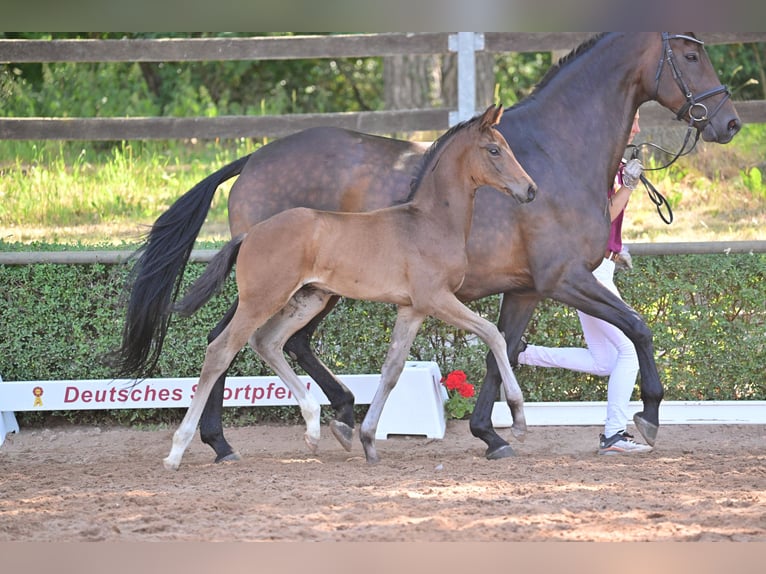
left=1, top=251, right=764, bottom=427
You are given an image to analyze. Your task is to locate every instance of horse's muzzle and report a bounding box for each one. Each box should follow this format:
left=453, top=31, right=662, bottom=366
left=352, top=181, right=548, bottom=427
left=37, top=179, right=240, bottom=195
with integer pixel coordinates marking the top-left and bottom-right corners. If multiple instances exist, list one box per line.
left=702, top=113, right=741, bottom=144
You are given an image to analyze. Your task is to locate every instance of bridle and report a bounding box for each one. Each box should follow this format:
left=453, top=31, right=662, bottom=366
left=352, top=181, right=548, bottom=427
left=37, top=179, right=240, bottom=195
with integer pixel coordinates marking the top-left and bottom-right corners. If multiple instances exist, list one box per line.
left=655, top=32, right=731, bottom=127
left=626, top=33, right=732, bottom=224
left=639, top=33, right=732, bottom=170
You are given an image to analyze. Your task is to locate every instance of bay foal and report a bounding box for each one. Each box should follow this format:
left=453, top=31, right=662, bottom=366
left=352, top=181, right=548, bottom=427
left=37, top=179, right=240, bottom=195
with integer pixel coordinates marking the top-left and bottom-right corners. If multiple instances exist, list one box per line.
left=163, top=105, right=536, bottom=469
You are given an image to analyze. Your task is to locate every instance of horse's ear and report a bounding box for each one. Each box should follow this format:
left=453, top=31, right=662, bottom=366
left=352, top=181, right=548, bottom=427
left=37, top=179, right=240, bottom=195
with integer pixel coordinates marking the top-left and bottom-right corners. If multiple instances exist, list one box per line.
left=480, top=104, right=503, bottom=129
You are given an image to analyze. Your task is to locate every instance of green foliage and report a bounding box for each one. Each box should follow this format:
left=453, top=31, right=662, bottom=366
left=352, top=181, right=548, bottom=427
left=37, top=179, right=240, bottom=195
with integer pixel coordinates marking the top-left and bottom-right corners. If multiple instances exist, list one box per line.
left=707, top=42, right=766, bottom=101
left=444, top=393, right=475, bottom=420
left=1, top=248, right=763, bottom=428
left=741, top=166, right=765, bottom=199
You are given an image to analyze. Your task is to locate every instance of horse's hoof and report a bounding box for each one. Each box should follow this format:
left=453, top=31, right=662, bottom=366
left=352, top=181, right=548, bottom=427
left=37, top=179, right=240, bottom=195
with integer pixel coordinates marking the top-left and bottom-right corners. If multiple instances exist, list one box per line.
left=329, top=420, right=354, bottom=452
left=633, top=412, right=659, bottom=446
left=486, top=444, right=515, bottom=460
left=215, top=451, right=242, bottom=464
left=162, top=457, right=180, bottom=471
left=304, top=433, right=319, bottom=455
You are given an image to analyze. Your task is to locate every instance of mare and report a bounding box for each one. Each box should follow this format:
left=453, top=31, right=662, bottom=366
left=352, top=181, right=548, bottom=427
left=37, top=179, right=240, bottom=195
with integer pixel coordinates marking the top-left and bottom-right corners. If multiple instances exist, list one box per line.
left=161, top=105, right=537, bottom=469
left=109, top=33, right=741, bottom=462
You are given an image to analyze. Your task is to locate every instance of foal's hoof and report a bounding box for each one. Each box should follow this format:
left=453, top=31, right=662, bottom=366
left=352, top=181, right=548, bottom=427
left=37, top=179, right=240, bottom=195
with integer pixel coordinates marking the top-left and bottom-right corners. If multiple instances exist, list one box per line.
left=304, top=433, right=319, bottom=455
left=633, top=413, right=659, bottom=446
left=329, top=420, right=354, bottom=452
left=215, top=451, right=242, bottom=464
left=485, top=444, right=515, bottom=460
left=510, top=424, right=527, bottom=443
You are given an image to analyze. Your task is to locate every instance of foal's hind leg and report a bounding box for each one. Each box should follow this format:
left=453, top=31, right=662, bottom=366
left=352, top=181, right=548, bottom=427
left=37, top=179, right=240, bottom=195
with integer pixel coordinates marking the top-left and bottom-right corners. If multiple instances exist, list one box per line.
left=359, top=306, right=425, bottom=464
left=164, top=313, right=255, bottom=470
left=284, top=293, right=356, bottom=451
left=250, top=294, right=337, bottom=453
left=200, top=298, right=242, bottom=463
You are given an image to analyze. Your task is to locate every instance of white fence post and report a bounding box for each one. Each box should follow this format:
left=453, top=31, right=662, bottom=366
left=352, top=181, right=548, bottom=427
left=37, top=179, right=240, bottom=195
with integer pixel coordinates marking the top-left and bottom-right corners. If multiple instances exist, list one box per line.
left=449, top=32, right=485, bottom=126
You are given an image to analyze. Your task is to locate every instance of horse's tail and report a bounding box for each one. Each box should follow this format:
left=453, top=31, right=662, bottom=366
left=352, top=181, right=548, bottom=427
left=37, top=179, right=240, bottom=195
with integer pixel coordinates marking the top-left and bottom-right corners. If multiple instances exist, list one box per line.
left=173, top=234, right=245, bottom=317
left=105, top=154, right=252, bottom=378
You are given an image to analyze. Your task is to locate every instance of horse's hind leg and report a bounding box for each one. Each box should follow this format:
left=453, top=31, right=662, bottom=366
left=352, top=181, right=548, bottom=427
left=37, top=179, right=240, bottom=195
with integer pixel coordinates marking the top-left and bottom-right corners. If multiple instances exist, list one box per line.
left=283, top=292, right=356, bottom=451
left=200, top=298, right=242, bottom=463
left=471, top=293, right=539, bottom=459
left=359, top=306, right=425, bottom=464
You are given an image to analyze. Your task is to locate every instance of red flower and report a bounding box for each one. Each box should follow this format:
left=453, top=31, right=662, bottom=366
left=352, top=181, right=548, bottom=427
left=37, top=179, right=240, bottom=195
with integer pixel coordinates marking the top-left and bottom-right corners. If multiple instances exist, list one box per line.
left=442, top=370, right=466, bottom=390
left=442, top=370, right=474, bottom=397
left=457, top=382, right=475, bottom=398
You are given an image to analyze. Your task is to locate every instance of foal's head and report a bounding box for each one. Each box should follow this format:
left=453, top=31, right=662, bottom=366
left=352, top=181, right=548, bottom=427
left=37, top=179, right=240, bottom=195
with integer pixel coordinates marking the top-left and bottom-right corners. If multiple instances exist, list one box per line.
left=468, top=104, right=536, bottom=203
left=414, top=104, right=536, bottom=204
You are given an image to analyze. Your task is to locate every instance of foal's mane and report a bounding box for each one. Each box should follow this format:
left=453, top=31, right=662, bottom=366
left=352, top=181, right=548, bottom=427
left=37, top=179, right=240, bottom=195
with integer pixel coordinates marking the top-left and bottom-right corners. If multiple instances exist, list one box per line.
left=403, top=113, right=484, bottom=203
left=512, top=32, right=608, bottom=108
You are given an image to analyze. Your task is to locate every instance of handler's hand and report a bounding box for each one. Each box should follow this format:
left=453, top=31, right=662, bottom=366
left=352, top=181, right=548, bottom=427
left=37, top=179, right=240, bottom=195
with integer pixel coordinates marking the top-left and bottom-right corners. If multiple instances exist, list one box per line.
left=622, top=158, right=643, bottom=190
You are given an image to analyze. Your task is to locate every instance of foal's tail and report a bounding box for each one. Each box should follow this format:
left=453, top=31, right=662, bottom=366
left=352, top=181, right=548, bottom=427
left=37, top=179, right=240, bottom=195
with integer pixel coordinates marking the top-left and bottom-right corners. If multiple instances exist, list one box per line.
left=174, top=235, right=245, bottom=317
left=104, top=154, right=252, bottom=378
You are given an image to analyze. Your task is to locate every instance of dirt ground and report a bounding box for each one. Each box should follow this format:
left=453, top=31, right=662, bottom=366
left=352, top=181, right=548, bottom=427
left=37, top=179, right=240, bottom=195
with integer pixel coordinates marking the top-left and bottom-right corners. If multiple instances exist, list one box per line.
left=1, top=421, right=764, bottom=542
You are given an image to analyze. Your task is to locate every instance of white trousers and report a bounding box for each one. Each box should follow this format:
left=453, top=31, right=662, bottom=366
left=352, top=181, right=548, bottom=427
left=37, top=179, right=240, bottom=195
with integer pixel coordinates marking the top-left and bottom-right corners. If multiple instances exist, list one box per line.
left=518, top=258, right=639, bottom=437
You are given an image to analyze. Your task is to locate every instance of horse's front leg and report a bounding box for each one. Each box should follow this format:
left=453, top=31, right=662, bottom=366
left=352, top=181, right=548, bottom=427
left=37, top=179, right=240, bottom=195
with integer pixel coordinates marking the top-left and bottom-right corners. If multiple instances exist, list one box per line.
left=200, top=298, right=242, bottom=463
left=470, top=293, right=540, bottom=459
left=284, top=293, right=357, bottom=450
left=552, top=270, right=663, bottom=445
left=359, top=306, right=425, bottom=464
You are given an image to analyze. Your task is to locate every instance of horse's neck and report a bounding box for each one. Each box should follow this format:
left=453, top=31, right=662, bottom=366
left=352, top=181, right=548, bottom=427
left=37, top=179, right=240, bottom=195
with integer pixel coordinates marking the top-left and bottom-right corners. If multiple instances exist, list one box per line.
left=516, top=33, right=649, bottom=177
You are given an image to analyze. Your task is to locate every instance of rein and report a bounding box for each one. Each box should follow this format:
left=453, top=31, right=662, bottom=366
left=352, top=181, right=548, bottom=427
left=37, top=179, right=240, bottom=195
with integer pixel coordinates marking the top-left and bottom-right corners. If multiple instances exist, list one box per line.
left=633, top=33, right=732, bottom=224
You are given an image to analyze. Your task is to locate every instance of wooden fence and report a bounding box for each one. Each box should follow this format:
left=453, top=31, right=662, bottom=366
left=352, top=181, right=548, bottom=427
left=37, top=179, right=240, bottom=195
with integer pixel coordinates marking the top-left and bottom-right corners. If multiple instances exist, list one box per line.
left=2, top=240, right=765, bottom=266
left=1, top=32, right=764, bottom=264
left=1, top=32, right=765, bottom=140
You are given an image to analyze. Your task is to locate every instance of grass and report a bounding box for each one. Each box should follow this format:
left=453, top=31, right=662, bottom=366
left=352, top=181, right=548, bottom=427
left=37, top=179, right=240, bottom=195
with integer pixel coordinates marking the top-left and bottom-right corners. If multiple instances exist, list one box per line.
left=1, top=124, right=764, bottom=247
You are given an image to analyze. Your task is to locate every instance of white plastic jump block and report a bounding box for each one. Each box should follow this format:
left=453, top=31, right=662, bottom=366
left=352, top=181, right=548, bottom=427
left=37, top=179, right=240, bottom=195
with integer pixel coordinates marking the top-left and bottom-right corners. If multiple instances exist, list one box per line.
left=374, top=361, right=447, bottom=440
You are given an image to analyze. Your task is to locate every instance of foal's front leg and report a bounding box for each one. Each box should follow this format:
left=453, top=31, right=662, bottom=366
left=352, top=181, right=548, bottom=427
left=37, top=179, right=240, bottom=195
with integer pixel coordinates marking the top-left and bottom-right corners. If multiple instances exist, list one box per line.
left=359, top=306, right=425, bottom=464
left=428, top=293, right=527, bottom=442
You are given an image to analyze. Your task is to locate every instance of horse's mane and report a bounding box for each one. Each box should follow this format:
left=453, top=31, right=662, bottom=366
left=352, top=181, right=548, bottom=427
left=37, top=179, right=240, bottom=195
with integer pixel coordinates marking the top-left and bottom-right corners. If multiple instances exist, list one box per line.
left=402, top=113, right=483, bottom=203
left=511, top=33, right=609, bottom=109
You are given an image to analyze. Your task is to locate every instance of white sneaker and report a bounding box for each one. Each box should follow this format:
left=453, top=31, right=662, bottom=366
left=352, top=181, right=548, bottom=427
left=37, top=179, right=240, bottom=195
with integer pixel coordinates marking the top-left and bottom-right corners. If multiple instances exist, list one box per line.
left=598, top=430, right=653, bottom=455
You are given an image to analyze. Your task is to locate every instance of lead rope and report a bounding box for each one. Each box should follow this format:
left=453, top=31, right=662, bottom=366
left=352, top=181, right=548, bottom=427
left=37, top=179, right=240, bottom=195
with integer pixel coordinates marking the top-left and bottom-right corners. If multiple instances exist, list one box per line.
left=624, top=120, right=702, bottom=225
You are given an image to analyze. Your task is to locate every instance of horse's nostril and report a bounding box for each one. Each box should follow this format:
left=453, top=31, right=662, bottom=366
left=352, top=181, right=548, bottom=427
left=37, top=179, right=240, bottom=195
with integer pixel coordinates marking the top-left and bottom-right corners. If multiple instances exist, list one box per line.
left=728, top=118, right=741, bottom=134
left=527, top=185, right=537, bottom=202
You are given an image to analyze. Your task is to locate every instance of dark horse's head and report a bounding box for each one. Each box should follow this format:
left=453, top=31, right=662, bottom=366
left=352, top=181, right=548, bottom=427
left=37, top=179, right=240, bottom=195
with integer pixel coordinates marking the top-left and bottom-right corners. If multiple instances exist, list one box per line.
left=648, top=32, right=740, bottom=143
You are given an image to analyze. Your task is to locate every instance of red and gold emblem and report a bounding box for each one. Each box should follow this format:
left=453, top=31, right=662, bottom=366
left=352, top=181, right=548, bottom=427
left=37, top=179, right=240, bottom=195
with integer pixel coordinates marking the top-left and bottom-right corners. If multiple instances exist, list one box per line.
left=33, top=386, right=44, bottom=407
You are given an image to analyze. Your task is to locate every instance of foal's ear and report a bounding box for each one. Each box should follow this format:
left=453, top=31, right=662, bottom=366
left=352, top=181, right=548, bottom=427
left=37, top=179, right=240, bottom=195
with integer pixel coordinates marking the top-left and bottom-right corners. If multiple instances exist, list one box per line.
left=480, top=104, right=504, bottom=129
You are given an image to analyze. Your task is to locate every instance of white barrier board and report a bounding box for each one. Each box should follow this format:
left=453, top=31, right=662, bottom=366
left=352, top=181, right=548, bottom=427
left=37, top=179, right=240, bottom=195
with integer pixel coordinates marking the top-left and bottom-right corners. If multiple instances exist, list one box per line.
left=491, top=400, right=766, bottom=426
left=0, top=362, right=446, bottom=441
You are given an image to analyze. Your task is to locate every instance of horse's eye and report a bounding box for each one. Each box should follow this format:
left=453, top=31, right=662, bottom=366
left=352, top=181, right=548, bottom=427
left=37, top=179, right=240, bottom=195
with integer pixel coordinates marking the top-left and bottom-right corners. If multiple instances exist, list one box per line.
left=685, top=52, right=699, bottom=63
left=487, top=145, right=500, bottom=156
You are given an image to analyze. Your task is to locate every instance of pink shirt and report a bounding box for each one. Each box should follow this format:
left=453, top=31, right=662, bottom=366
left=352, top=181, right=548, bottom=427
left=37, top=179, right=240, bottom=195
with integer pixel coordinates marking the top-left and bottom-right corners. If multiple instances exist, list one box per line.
left=607, top=164, right=626, bottom=253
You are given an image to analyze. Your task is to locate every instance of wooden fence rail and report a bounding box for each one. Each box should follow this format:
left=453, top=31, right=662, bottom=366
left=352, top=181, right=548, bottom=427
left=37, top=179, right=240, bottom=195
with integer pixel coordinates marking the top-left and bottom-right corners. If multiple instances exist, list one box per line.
left=1, top=32, right=765, bottom=140
left=2, top=241, right=765, bottom=266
